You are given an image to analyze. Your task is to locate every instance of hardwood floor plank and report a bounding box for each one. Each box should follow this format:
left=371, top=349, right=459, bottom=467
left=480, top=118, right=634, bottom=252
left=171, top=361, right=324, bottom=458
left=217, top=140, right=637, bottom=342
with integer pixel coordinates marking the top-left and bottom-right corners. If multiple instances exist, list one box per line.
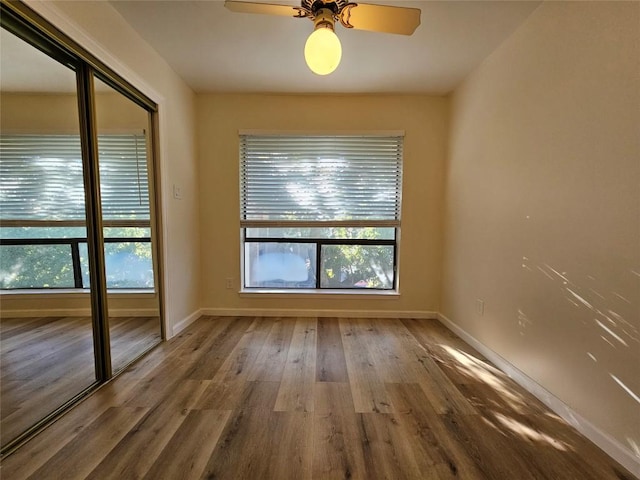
left=1, top=318, right=91, bottom=377
left=120, top=318, right=246, bottom=408
left=110, top=316, right=161, bottom=372
left=1, top=364, right=97, bottom=445
left=193, top=379, right=247, bottom=410
left=1, top=317, right=87, bottom=361
left=120, top=317, right=224, bottom=381
left=392, top=321, right=477, bottom=416
left=85, top=379, right=211, bottom=480
left=200, top=381, right=280, bottom=479
left=359, top=318, right=413, bottom=383
left=0, top=384, right=130, bottom=480
left=316, top=318, right=349, bottom=382
left=142, top=409, right=231, bottom=480
left=358, top=412, right=441, bottom=479
left=478, top=408, right=632, bottom=480
left=266, top=411, right=313, bottom=480
left=212, top=317, right=273, bottom=383
left=447, top=408, right=621, bottom=480
left=203, top=409, right=313, bottom=480
left=246, top=317, right=296, bottom=382
left=185, top=316, right=255, bottom=380
left=274, top=317, right=317, bottom=412
left=25, top=406, right=149, bottom=480
left=340, top=318, right=394, bottom=414
left=0, top=317, right=54, bottom=339
left=456, top=379, right=547, bottom=416
left=386, top=382, right=486, bottom=480
left=313, top=382, right=368, bottom=480
left=117, top=354, right=194, bottom=408
left=403, top=319, right=552, bottom=416
left=402, top=318, right=487, bottom=363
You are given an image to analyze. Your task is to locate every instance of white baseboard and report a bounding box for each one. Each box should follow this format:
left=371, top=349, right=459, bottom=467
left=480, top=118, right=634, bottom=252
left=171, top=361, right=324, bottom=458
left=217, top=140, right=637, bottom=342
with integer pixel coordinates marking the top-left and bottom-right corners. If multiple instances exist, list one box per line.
left=170, top=309, right=202, bottom=338
left=110, top=309, right=160, bottom=318
left=0, top=308, right=90, bottom=318
left=437, top=313, right=640, bottom=479
left=0, top=308, right=159, bottom=318
left=200, top=308, right=437, bottom=319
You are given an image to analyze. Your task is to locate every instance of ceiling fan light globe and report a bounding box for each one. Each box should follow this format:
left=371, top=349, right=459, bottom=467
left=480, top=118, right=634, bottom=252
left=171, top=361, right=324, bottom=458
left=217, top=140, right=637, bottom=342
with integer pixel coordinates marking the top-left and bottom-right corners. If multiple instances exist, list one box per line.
left=304, top=27, right=342, bottom=75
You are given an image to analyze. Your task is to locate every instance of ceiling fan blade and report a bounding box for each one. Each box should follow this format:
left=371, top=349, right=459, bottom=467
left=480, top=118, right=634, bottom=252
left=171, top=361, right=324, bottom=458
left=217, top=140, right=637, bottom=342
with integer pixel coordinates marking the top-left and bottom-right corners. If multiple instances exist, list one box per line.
left=340, top=3, right=421, bottom=35
left=224, top=1, right=301, bottom=18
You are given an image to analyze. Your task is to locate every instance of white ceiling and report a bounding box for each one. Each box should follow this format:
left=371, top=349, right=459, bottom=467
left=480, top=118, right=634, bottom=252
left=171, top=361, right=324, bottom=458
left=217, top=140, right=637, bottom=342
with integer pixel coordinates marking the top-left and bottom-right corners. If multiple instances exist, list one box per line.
left=107, top=0, right=542, bottom=94
left=0, top=1, right=541, bottom=94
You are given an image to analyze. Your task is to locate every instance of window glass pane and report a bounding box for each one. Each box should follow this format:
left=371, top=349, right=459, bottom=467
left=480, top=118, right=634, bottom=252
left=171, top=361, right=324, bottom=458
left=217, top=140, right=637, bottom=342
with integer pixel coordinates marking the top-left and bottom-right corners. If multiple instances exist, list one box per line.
left=0, top=244, right=75, bottom=288
left=321, top=244, right=394, bottom=289
left=79, top=241, right=154, bottom=289
left=0, top=226, right=86, bottom=239
left=79, top=243, right=90, bottom=288
left=245, top=227, right=395, bottom=240
left=105, top=242, right=154, bottom=288
left=245, top=242, right=316, bottom=288
left=103, top=227, right=150, bottom=238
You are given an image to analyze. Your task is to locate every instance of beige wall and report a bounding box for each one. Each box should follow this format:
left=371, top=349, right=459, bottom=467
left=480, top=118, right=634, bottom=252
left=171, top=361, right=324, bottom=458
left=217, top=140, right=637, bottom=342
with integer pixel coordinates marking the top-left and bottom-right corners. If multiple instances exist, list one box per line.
left=197, top=94, right=448, bottom=316
left=443, top=1, right=639, bottom=459
left=25, top=0, right=201, bottom=333
left=1, top=93, right=79, bottom=132
left=0, top=92, right=146, bottom=132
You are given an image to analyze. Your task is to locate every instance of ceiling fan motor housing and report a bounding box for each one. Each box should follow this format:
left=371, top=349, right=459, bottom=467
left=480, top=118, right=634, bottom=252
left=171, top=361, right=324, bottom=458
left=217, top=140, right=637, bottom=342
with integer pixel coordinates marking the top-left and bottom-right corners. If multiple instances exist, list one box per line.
left=303, top=0, right=348, bottom=16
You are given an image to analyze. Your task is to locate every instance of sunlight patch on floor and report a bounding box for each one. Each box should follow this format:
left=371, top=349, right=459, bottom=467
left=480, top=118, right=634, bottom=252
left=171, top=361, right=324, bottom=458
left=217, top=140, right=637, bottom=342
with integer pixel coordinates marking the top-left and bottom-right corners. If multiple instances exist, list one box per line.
left=489, top=412, right=571, bottom=451
left=440, top=344, right=531, bottom=411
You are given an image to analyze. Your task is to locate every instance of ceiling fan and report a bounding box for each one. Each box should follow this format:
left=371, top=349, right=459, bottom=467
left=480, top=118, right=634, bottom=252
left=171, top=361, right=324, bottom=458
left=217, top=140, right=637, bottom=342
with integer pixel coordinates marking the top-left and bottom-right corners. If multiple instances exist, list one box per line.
left=224, top=0, right=421, bottom=75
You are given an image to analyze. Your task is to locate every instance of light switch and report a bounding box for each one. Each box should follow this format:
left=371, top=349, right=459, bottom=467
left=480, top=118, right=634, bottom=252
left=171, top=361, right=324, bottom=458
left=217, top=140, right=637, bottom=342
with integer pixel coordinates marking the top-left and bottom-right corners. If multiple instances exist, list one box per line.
left=173, top=184, right=183, bottom=200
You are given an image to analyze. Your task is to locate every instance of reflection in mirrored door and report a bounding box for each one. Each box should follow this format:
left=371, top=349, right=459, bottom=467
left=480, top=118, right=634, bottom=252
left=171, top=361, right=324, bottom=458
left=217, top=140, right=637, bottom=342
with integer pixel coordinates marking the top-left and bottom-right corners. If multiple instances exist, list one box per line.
left=92, top=76, right=162, bottom=374
left=0, top=28, right=97, bottom=448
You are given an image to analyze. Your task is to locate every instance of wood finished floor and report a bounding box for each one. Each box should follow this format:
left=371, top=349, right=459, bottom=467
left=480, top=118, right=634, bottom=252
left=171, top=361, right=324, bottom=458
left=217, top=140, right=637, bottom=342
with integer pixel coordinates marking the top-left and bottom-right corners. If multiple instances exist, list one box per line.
left=0, top=316, right=633, bottom=480
left=1, top=316, right=161, bottom=448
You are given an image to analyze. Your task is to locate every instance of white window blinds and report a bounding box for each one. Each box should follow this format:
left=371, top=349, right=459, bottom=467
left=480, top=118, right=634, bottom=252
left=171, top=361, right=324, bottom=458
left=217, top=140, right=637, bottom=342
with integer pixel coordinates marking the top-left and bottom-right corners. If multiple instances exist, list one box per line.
left=240, top=135, right=403, bottom=225
left=0, top=133, right=149, bottom=222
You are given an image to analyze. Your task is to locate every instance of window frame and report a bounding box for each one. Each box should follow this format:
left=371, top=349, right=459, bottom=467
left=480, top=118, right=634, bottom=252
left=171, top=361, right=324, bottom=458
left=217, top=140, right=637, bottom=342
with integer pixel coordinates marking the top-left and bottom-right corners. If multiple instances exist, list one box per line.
left=239, top=132, right=403, bottom=293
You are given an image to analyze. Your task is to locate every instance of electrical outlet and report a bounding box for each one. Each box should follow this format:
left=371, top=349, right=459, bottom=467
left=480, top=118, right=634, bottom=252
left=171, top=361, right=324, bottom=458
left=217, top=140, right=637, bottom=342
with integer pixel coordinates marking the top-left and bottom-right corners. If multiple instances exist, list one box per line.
left=225, top=278, right=233, bottom=289
left=476, top=299, right=485, bottom=316
left=173, top=184, right=183, bottom=200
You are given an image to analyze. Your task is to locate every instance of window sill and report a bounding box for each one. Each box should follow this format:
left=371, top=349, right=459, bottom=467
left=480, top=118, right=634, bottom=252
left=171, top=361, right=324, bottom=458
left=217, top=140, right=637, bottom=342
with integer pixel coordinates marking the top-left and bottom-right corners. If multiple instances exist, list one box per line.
left=0, top=289, right=156, bottom=299
left=240, top=288, right=400, bottom=299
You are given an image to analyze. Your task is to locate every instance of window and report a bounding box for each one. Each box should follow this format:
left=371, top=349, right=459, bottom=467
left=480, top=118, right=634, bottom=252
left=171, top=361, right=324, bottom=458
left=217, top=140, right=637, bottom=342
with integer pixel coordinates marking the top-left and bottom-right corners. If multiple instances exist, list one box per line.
left=240, top=134, right=403, bottom=291
left=0, top=133, right=153, bottom=289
